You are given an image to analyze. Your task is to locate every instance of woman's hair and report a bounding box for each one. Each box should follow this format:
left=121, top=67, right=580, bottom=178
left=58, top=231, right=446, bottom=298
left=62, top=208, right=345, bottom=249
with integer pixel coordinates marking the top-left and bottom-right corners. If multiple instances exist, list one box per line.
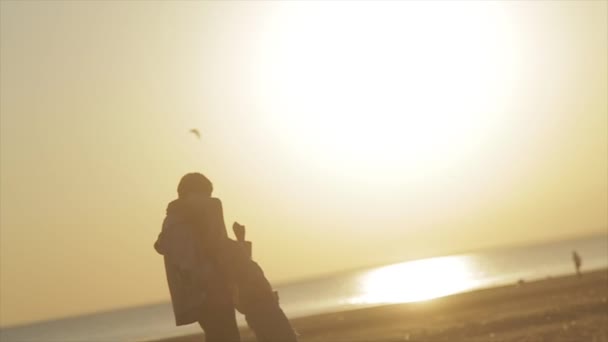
left=177, top=172, right=213, bottom=198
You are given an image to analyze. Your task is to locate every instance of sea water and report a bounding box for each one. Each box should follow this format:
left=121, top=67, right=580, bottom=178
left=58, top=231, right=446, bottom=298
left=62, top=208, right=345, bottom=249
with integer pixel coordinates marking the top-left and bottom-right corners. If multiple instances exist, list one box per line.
left=1, top=233, right=606, bottom=342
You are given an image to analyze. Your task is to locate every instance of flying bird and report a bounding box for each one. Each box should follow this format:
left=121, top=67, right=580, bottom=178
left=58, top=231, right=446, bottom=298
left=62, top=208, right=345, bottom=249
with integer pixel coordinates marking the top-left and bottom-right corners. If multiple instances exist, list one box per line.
left=189, top=129, right=201, bottom=140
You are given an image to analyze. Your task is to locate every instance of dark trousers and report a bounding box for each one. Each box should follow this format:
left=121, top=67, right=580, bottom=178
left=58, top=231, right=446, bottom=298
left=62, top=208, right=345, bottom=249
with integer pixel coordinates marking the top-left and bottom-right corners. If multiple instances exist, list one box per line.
left=197, top=271, right=241, bottom=342
left=198, top=302, right=240, bottom=342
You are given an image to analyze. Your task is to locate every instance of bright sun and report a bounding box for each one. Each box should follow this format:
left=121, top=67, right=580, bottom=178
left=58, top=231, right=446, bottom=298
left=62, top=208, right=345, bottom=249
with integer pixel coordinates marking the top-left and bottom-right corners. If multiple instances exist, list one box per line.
left=254, top=2, right=523, bottom=182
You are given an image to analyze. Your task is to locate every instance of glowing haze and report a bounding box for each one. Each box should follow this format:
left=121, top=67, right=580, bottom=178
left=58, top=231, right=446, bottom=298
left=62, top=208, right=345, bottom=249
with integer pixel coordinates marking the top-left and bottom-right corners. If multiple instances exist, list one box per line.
left=1, top=1, right=606, bottom=327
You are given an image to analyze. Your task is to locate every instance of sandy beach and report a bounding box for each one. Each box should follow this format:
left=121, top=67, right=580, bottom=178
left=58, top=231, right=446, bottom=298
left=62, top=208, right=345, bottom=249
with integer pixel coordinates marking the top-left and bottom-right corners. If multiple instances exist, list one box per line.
left=148, top=269, right=608, bottom=342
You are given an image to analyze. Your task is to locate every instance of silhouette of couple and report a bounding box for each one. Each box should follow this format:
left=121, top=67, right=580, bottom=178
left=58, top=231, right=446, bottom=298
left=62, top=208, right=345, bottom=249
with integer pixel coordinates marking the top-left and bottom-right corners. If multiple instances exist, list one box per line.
left=154, top=173, right=297, bottom=342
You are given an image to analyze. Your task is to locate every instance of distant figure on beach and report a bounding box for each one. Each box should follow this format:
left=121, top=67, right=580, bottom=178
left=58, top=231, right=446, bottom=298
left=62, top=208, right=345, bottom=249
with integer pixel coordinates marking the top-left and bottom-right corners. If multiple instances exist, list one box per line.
left=154, top=172, right=297, bottom=342
left=572, top=250, right=582, bottom=277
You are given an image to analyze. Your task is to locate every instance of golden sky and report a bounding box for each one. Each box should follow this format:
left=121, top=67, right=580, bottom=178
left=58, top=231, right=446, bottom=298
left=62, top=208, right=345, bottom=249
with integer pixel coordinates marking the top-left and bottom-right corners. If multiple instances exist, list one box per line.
left=1, top=1, right=606, bottom=327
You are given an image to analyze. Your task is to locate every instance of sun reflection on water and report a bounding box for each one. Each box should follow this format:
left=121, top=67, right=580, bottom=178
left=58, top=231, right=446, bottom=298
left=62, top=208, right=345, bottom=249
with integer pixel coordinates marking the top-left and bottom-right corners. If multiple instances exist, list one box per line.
left=351, top=255, right=482, bottom=304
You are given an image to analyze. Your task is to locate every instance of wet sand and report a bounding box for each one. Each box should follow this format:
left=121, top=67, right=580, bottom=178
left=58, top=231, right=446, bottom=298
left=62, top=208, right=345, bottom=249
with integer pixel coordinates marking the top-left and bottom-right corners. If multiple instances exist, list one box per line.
left=149, top=269, right=608, bottom=342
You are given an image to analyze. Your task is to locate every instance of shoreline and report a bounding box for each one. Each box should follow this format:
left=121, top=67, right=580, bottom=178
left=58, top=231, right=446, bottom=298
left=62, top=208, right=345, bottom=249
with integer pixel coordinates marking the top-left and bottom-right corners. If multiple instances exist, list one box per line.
left=147, top=269, right=608, bottom=342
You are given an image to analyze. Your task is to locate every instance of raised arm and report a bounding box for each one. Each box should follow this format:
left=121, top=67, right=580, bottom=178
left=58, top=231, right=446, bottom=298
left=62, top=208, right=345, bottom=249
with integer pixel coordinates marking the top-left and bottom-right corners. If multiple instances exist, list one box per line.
left=233, top=222, right=252, bottom=258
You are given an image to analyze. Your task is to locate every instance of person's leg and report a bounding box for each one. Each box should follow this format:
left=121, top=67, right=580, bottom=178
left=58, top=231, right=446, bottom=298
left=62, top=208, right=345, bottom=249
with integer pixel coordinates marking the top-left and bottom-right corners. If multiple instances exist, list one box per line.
left=197, top=259, right=241, bottom=342
left=237, top=261, right=297, bottom=342
left=198, top=304, right=240, bottom=342
left=245, top=301, right=297, bottom=342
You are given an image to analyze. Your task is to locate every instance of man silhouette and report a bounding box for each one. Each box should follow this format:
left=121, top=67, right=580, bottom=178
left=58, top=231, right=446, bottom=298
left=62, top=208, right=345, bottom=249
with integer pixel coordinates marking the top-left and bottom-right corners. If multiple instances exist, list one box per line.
left=155, top=173, right=297, bottom=342
left=154, top=173, right=240, bottom=342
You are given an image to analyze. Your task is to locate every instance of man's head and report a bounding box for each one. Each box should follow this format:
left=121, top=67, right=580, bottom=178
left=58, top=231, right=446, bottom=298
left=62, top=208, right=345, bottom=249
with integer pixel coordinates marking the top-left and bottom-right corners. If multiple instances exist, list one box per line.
left=177, top=172, right=213, bottom=198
